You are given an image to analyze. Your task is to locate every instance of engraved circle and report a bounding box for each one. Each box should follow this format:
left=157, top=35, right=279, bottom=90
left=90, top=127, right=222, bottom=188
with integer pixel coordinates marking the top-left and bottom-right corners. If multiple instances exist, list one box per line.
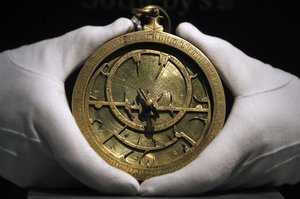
left=105, top=49, right=193, bottom=132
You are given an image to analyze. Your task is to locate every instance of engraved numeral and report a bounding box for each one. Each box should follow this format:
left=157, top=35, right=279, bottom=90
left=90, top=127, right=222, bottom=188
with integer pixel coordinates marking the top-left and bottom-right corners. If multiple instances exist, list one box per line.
left=133, top=155, right=139, bottom=161
left=139, top=152, right=157, bottom=166
left=90, top=118, right=103, bottom=126
left=100, top=63, right=110, bottom=77
left=109, top=144, right=116, bottom=152
left=136, top=137, right=141, bottom=145
left=124, top=89, right=135, bottom=120
left=132, top=53, right=141, bottom=77
left=173, top=149, right=179, bottom=156
left=182, top=143, right=189, bottom=153
left=155, top=53, right=170, bottom=79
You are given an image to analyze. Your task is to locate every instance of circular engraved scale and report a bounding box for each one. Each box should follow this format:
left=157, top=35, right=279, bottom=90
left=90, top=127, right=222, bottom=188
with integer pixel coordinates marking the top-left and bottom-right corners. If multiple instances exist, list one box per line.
left=72, top=5, right=225, bottom=181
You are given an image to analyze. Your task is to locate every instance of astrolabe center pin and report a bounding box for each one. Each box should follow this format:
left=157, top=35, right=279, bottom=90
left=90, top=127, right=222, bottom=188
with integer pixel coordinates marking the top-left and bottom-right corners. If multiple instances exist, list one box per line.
left=72, top=5, right=225, bottom=181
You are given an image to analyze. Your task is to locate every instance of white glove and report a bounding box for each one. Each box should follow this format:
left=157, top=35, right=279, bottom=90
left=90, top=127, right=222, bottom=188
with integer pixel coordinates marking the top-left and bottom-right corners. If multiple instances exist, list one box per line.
left=140, top=23, right=300, bottom=196
left=0, top=18, right=139, bottom=195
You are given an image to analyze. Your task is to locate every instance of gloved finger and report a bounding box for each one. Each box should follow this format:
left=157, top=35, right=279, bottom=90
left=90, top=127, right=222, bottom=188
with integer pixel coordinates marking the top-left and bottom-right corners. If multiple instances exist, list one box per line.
left=176, top=22, right=291, bottom=97
left=8, top=18, right=133, bottom=81
left=34, top=84, right=139, bottom=195
left=140, top=101, right=248, bottom=196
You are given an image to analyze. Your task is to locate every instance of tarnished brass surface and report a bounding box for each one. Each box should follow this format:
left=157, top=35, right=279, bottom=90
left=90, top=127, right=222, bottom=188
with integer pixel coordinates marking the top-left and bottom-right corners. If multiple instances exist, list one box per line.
left=72, top=5, right=225, bottom=181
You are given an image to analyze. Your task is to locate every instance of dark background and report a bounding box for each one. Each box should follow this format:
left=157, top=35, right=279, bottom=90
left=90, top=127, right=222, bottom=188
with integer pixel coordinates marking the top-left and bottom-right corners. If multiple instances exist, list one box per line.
left=0, top=0, right=299, bottom=198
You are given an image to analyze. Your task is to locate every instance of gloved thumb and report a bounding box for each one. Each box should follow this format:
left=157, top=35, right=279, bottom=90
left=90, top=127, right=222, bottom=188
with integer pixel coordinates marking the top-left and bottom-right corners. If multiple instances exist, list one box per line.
left=8, top=18, right=133, bottom=81
left=176, top=22, right=292, bottom=97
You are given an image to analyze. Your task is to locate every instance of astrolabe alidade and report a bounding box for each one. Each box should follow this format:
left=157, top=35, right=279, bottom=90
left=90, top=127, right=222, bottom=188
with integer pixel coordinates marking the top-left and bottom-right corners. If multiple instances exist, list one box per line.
left=72, top=5, right=226, bottom=181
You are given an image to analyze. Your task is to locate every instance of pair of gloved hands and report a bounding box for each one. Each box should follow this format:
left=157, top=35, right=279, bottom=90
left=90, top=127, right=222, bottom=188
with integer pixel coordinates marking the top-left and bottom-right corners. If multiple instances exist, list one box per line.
left=0, top=18, right=299, bottom=196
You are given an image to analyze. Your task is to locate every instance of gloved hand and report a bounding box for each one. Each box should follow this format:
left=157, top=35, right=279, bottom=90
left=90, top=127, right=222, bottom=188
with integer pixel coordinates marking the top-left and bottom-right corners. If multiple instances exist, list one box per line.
left=0, top=18, right=139, bottom=195
left=140, top=22, right=300, bottom=196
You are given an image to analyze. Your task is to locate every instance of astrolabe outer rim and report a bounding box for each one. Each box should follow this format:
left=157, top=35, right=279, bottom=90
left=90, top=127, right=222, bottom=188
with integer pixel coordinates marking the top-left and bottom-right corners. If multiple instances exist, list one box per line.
left=72, top=29, right=226, bottom=181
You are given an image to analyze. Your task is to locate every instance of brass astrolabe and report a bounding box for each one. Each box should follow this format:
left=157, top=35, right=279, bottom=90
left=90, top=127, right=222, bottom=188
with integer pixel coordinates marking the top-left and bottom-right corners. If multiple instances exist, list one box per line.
left=72, top=5, right=226, bottom=181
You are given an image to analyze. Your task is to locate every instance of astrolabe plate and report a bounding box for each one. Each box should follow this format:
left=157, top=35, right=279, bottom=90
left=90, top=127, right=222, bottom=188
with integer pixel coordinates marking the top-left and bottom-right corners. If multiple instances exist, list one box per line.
left=72, top=30, right=226, bottom=181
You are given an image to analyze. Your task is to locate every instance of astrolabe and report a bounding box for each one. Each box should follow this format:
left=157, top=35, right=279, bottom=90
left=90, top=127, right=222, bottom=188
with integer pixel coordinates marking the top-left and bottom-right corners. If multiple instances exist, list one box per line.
left=72, top=5, right=226, bottom=181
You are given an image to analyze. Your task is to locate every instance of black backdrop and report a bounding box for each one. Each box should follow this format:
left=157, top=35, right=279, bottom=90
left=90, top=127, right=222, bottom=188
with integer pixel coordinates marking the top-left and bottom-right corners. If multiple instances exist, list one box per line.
left=0, top=0, right=299, bottom=198
left=1, top=0, right=299, bottom=77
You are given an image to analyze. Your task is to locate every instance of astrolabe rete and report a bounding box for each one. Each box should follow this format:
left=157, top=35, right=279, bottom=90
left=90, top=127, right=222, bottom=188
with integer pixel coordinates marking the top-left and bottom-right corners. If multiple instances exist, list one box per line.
left=72, top=5, right=226, bottom=181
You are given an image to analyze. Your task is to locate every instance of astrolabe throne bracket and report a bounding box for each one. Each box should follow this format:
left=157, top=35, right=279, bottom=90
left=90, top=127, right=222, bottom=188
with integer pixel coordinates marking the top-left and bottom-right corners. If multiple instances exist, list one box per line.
left=72, top=5, right=226, bottom=181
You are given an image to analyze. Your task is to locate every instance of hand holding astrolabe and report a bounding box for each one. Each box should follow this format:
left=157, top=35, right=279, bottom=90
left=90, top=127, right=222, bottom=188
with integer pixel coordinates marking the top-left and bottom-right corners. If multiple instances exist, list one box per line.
left=0, top=18, right=139, bottom=195
left=140, top=23, right=300, bottom=196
